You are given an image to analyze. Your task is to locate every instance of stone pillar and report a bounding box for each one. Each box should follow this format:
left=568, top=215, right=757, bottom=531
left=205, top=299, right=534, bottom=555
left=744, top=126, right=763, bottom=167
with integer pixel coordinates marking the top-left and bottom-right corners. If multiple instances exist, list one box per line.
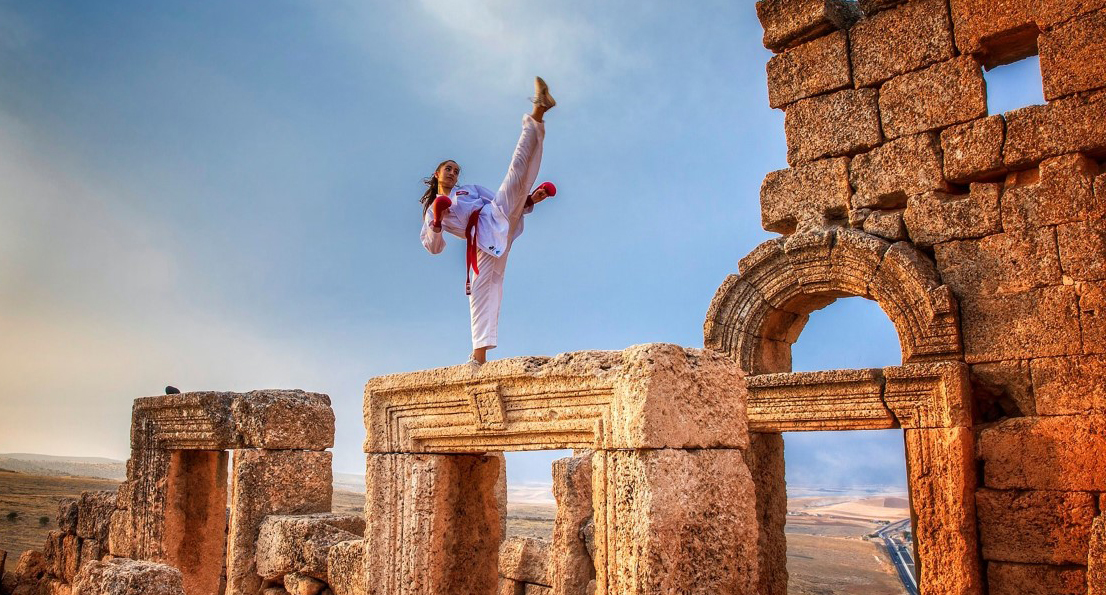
left=364, top=453, right=502, bottom=595
left=1090, top=514, right=1106, bottom=595
left=226, top=449, right=333, bottom=595
left=904, top=427, right=982, bottom=595
left=163, top=450, right=229, bottom=595
left=592, top=449, right=758, bottom=595
left=551, top=452, right=594, bottom=595
left=744, top=432, right=787, bottom=595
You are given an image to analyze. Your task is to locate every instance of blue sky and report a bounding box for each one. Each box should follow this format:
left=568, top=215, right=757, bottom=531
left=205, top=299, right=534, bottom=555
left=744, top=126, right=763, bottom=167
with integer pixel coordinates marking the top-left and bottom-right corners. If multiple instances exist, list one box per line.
left=0, top=2, right=1043, bottom=490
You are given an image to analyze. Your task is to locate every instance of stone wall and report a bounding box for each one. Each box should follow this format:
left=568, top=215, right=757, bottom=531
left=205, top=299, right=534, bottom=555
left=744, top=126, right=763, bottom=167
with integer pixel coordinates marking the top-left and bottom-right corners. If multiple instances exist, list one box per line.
left=705, top=0, right=1106, bottom=593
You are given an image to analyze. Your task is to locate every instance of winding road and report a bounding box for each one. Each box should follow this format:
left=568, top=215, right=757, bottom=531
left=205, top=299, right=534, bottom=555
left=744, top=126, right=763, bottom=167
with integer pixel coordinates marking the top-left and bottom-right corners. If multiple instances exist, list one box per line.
left=875, top=518, right=917, bottom=595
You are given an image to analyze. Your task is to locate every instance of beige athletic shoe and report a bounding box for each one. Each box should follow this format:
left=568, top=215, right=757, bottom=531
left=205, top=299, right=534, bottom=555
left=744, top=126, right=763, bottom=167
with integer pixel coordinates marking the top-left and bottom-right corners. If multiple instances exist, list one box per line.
left=533, top=76, right=556, bottom=109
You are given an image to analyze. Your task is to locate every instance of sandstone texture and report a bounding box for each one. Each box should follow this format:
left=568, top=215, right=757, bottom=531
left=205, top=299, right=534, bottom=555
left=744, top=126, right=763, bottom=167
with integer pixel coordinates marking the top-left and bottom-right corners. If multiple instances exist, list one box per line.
left=861, top=209, right=906, bottom=241
left=283, top=573, right=326, bottom=595
left=904, top=183, right=1001, bottom=246
left=879, top=56, right=987, bottom=140
left=760, top=157, right=851, bottom=233
left=1004, top=92, right=1106, bottom=168
left=1091, top=515, right=1106, bottom=595
left=976, top=488, right=1096, bottom=564
left=756, top=0, right=858, bottom=52
left=326, top=540, right=364, bottom=595
left=971, top=360, right=1035, bottom=417
left=1039, top=9, right=1106, bottom=100
left=979, top=415, right=1106, bottom=490
left=230, top=390, right=334, bottom=450
left=551, top=453, right=594, bottom=595
left=256, top=514, right=363, bottom=580
left=1058, top=218, right=1106, bottom=281
left=940, top=116, right=1006, bottom=183
left=987, top=562, right=1086, bottom=595
left=1001, top=153, right=1101, bottom=230
left=72, top=559, right=184, bottom=595
left=850, top=0, right=954, bottom=88
left=766, top=31, right=850, bottom=108
left=850, top=132, right=946, bottom=209
left=1031, top=356, right=1106, bottom=414
left=744, top=433, right=787, bottom=595
left=499, top=538, right=551, bottom=587
left=784, top=89, right=882, bottom=165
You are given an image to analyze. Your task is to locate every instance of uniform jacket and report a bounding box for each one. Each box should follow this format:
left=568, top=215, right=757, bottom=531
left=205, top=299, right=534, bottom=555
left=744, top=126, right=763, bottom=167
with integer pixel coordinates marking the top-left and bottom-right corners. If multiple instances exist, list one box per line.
left=420, top=184, right=531, bottom=257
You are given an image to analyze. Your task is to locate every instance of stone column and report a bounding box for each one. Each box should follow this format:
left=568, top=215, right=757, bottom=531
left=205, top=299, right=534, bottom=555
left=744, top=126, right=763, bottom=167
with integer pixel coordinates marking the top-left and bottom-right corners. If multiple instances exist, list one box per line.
left=551, top=452, right=594, bottom=595
left=226, top=449, right=333, bottom=595
left=904, top=427, right=982, bottom=595
left=592, top=448, right=758, bottom=595
left=163, top=450, right=229, bottom=595
left=744, top=432, right=787, bottom=595
left=364, top=453, right=502, bottom=595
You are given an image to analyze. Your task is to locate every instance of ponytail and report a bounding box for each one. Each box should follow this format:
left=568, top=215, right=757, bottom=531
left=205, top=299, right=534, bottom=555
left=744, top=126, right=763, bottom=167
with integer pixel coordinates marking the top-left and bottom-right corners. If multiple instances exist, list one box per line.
left=421, top=160, right=458, bottom=217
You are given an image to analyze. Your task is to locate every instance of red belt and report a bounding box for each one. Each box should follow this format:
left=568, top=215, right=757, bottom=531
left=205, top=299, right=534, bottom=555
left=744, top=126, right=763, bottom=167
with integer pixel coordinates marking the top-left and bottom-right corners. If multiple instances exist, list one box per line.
left=465, top=209, right=481, bottom=295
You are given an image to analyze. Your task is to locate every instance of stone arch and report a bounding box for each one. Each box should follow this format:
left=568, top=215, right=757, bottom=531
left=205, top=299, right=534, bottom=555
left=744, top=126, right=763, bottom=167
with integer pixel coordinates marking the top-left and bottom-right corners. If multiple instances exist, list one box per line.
left=704, top=228, right=962, bottom=374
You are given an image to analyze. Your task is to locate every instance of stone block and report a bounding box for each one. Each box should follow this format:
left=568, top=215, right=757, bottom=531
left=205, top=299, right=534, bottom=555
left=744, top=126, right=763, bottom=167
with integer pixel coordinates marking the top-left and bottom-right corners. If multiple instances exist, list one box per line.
left=57, top=499, right=78, bottom=534
left=1002, top=153, right=1102, bottom=230
left=44, top=530, right=63, bottom=578
left=1040, top=9, right=1106, bottom=100
left=594, top=449, right=758, bottom=595
left=976, top=488, right=1095, bottom=564
left=1004, top=92, right=1106, bottom=168
left=256, top=515, right=363, bottom=581
left=551, top=453, right=593, bottom=595
left=326, top=540, right=363, bottom=595
left=499, top=538, right=550, bottom=587
left=524, top=586, right=552, bottom=595
left=956, top=286, right=1081, bottom=363
left=1081, top=281, right=1106, bottom=354
left=849, top=132, right=946, bottom=209
left=934, top=228, right=1062, bottom=297
left=1031, top=356, right=1106, bottom=415
left=879, top=56, right=987, bottom=139
left=76, top=491, right=115, bottom=544
left=904, top=183, right=1001, bottom=246
left=756, top=0, right=858, bottom=52
left=851, top=0, right=954, bottom=88
left=129, top=392, right=239, bottom=451
left=364, top=344, right=749, bottom=452
left=78, top=539, right=100, bottom=571
left=14, top=550, right=47, bottom=583
left=232, top=390, right=334, bottom=450
left=987, top=562, right=1086, bottom=595
left=364, top=453, right=501, bottom=595
left=227, top=450, right=333, bottom=595
left=743, top=434, right=787, bottom=595
left=61, top=534, right=80, bottom=582
left=746, top=368, right=892, bottom=431
left=163, top=449, right=228, bottom=595
left=946, top=0, right=1106, bottom=66
left=760, top=157, right=851, bottom=234
left=766, top=31, right=850, bottom=108
left=941, top=116, right=1006, bottom=183
left=784, top=89, right=883, bottom=165
left=72, top=559, right=185, bottom=595
left=861, top=209, right=906, bottom=240
left=1091, top=515, right=1106, bottom=595
left=284, top=573, right=326, bottom=595
left=1058, top=219, right=1106, bottom=281
left=106, top=509, right=132, bottom=559
left=970, top=360, right=1035, bottom=417
left=499, top=578, right=523, bottom=595
left=979, top=415, right=1106, bottom=490
left=905, top=427, right=982, bottom=595
left=43, top=580, right=72, bottom=595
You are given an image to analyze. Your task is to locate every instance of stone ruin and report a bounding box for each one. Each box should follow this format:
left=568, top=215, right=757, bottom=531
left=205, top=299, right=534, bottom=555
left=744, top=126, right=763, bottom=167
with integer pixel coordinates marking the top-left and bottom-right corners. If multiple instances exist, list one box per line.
left=3, top=0, right=1106, bottom=593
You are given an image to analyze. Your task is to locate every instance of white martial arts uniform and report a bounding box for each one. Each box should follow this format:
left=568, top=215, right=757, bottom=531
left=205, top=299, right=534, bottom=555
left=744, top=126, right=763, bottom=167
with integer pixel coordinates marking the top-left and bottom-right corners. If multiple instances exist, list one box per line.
left=420, top=114, right=546, bottom=349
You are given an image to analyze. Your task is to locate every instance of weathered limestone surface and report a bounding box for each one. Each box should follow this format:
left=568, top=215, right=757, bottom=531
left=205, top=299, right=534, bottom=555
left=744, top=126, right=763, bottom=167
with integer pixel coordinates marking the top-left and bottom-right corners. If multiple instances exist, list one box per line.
left=948, top=0, right=1106, bottom=65
left=905, top=184, right=1001, bottom=247
left=1039, top=9, right=1106, bottom=100
left=284, top=573, right=326, bottom=595
left=1082, top=281, right=1106, bottom=354
left=1003, top=92, right=1106, bottom=168
left=905, top=427, right=982, bottom=595
left=784, top=89, right=882, bottom=165
left=850, top=132, right=946, bottom=209
left=976, top=488, right=1096, bottom=564
left=227, top=449, right=333, bottom=595
left=979, top=415, right=1106, bottom=490
left=940, top=116, right=1006, bottom=183
left=744, top=433, right=787, bottom=595
left=987, top=562, right=1086, bottom=595
left=525, top=585, right=552, bottom=595
left=163, top=450, right=227, bottom=595
left=76, top=492, right=115, bottom=545
left=935, top=228, right=1062, bottom=297
left=593, top=449, right=758, bottom=595
left=72, top=559, right=185, bottom=595
left=230, top=390, right=334, bottom=450
left=57, top=499, right=78, bottom=534
left=879, top=56, right=987, bottom=140
left=861, top=209, right=906, bottom=241
left=1001, top=153, right=1101, bottom=230
left=327, top=540, right=365, bottom=595
left=766, top=31, right=850, bottom=108
left=364, top=344, right=748, bottom=452
left=364, top=453, right=501, bottom=595
left=1058, top=218, right=1106, bottom=281
left=850, top=0, right=954, bottom=88
left=756, top=0, right=858, bottom=52
left=746, top=368, right=891, bottom=431
left=256, top=514, right=363, bottom=580
left=760, top=157, right=851, bottom=234
left=1091, top=515, right=1106, bottom=595
left=1031, top=356, right=1106, bottom=415
left=971, top=360, right=1035, bottom=417
left=499, top=538, right=550, bottom=587
left=551, top=453, right=594, bottom=595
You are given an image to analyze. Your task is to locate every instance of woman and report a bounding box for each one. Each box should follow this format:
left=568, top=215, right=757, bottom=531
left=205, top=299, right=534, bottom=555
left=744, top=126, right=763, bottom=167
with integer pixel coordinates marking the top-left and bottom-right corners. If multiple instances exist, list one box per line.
left=420, top=77, right=557, bottom=364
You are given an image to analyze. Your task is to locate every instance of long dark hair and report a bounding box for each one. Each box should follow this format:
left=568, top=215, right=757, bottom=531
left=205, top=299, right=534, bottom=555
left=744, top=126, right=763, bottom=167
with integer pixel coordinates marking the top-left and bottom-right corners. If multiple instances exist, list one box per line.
left=421, top=160, right=458, bottom=216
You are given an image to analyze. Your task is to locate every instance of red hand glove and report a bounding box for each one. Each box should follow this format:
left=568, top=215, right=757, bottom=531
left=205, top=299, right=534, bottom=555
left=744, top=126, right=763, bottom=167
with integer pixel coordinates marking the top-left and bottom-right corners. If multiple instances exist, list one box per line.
left=431, top=195, right=452, bottom=230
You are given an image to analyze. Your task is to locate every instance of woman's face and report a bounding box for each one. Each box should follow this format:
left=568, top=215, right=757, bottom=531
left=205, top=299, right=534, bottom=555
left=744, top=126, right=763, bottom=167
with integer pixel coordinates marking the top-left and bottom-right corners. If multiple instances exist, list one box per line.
left=437, top=161, right=460, bottom=189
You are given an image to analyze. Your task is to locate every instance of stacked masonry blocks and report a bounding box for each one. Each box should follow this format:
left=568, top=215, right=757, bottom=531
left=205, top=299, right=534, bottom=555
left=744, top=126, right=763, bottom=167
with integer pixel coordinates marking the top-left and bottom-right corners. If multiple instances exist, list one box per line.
left=752, top=1, right=1106, bottom=594
left=363, top=344, right=759, bottom=595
